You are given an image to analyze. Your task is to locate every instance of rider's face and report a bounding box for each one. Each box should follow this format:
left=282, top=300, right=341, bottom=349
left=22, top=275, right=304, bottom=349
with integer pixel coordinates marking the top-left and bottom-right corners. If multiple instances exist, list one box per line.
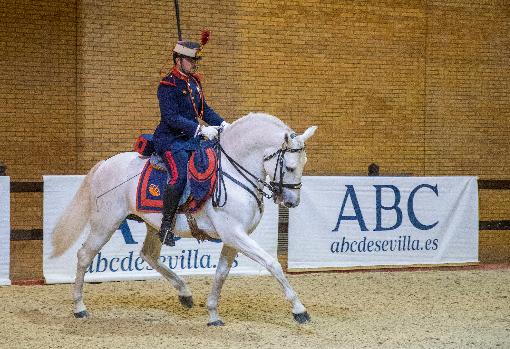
left=179, top=57, right=199, bottom=74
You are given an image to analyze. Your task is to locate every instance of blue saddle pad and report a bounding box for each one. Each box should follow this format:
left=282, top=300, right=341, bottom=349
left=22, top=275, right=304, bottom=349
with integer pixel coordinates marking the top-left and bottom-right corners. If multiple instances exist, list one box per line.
left=136, top=141, right=217, bottom=213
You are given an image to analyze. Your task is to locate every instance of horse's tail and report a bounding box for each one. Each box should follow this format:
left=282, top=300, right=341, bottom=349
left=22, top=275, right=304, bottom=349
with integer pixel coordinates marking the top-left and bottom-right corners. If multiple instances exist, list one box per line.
left=51, top=160, right=104, bottom=258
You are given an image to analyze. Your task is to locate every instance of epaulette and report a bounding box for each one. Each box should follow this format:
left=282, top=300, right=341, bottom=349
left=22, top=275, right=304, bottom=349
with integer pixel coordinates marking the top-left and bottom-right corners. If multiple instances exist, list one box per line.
left=160, top=75, right=177, bottom=87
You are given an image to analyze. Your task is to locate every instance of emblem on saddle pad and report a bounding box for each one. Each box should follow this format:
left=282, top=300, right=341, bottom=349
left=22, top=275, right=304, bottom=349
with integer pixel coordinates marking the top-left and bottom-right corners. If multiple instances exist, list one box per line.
left=148, top=184, right=160, bottom=197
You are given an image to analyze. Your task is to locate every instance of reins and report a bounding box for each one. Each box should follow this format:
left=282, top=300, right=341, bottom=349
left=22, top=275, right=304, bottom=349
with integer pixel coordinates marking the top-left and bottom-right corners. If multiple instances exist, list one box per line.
left=212, top=129, right=304, bottom=212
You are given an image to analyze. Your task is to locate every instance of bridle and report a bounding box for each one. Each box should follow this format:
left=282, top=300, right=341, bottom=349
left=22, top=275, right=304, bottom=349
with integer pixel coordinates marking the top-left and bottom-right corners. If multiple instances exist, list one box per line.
left=212, top=131, right=305, bottom=212
left=263, top=137, right=304, bottom=195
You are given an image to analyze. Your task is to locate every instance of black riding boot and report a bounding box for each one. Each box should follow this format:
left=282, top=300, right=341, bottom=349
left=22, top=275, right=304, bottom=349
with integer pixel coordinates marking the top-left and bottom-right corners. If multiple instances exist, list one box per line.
left=159, top=185, right=181, bottom=246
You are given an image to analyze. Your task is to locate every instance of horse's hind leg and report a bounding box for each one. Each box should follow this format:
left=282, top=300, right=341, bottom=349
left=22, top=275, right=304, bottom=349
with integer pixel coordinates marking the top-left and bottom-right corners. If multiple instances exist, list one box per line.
left=73, top=220, right=119, bottom=318
left=140, top=225, right=193, bottom=308
left=207, top=245, right=237, bottom=326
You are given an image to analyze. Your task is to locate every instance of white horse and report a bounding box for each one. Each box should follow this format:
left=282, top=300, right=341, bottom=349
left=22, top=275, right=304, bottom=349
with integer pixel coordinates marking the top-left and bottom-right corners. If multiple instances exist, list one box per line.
left=51, top=112, right=317, bottom=326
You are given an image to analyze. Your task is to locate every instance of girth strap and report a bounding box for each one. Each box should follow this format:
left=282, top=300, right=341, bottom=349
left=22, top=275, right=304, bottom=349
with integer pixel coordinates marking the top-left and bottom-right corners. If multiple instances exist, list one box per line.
left=184, top=211, right=215, bottom=242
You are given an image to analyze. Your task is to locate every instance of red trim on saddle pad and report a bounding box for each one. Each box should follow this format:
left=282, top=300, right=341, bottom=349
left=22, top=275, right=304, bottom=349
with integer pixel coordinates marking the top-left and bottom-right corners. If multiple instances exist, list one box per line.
left=188, top=148, right=216, bottom=181
left=136, top=161, right=164, bottom=213
left=187, top=148, right=217, bottom=213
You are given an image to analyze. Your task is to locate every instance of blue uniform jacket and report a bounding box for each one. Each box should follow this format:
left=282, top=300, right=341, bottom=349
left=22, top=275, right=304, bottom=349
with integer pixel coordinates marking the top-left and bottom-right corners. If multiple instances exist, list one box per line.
left=153, top=66, right=224, bottom=154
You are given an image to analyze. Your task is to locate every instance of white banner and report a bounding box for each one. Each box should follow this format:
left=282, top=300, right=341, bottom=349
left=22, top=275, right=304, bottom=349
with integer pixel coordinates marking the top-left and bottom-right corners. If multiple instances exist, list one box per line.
left=43, top=176, right=278, bottom=283
left=0, top=177, right=10, bottom=286
left=288, top=176, right=478, bottom=270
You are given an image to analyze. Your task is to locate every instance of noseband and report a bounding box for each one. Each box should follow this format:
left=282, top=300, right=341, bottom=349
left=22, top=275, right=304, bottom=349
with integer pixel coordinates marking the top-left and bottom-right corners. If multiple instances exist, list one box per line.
left=212, top=132, right=304, bottom=212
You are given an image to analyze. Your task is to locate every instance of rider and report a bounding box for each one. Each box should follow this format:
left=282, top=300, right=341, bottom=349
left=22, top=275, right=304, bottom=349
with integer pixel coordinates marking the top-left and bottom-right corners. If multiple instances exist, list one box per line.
left=153, top=31, right=229, bottom=246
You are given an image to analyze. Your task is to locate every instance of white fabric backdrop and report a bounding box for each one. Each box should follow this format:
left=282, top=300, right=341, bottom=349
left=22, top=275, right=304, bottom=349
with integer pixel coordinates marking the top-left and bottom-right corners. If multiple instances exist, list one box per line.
left=43, top=176, right=278, bottom=283
left=0, top=177, right=10, bottom=285
left=289, top=176, right=478, bottom=270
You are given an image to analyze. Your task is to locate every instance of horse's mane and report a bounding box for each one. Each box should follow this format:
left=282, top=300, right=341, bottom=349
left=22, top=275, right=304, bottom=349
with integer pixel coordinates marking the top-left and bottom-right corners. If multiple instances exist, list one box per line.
left=221, top=112, right=294, bottom=156
left=231, top=112, right=291, bottom=133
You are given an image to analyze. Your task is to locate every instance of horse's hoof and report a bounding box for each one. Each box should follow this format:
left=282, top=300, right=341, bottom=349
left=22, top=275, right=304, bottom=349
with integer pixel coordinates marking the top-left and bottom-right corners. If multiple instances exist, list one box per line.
left=74, top=310, right=89, bottom=319
left=179, top=295, right=194, bottom=309
left=207, top=320, right=225, bottom=327
left=293, top=311, right=311, bottom=324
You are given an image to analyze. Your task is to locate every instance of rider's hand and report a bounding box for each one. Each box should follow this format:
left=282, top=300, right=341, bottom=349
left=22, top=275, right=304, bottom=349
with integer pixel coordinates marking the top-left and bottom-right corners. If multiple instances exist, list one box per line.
left=200, top=125, right=219, bottom=140
left=221, top=121, right=231, bottom=130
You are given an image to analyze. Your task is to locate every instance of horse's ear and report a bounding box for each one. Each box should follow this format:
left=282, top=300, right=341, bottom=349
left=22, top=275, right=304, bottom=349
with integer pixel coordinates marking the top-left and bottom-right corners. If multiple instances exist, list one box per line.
left=298, top=126, right=318, bottom=143
left=284, top=132, right=292, bottom=147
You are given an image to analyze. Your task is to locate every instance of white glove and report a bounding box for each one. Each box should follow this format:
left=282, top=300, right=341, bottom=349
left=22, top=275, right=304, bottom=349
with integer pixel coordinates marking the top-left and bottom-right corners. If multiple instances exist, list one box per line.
left=221, top=121, right=231, bottom=130
left=200, top=125, right=219, bottom=140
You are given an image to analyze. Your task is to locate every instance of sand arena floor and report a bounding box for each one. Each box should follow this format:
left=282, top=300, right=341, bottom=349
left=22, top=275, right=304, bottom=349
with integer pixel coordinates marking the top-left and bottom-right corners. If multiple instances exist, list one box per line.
left=0, top=269, right=509, bottom=349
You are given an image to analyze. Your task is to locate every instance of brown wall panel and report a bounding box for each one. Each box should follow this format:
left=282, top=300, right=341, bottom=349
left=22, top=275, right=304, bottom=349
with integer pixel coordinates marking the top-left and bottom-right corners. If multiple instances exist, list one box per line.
left=0, top=1, right=508, bottom=278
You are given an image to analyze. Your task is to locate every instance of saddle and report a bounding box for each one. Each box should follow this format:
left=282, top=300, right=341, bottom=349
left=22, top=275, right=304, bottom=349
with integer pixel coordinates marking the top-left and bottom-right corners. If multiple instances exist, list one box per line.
left=134, top=134, right=217, bottom=242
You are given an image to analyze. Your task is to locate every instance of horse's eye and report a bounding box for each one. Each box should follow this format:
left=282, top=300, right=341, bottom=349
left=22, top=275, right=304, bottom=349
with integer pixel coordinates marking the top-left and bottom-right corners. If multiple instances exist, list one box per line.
left=285, top=166, right=295, bottom=172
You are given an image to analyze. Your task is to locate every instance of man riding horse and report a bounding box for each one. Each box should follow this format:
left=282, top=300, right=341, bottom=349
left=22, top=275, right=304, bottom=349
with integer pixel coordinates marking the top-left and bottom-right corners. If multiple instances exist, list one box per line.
left=153, top=31, right=229, bottom=247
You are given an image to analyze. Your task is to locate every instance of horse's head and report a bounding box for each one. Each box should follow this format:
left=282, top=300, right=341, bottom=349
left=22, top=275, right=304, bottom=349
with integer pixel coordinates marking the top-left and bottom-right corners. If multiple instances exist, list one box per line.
left=263, top=125, right=317, bottom=208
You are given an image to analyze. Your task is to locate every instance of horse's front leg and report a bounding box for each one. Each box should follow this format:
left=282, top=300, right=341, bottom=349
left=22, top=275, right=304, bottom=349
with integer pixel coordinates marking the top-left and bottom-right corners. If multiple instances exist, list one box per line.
left=207, top=245, right=238, bottom=326
left=222, top=230, right=310, bottom=324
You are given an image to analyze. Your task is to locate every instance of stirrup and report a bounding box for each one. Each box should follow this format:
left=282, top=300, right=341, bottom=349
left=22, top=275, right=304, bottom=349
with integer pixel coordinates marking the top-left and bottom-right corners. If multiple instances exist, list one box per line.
left=158, top=224, right=176, bottom=247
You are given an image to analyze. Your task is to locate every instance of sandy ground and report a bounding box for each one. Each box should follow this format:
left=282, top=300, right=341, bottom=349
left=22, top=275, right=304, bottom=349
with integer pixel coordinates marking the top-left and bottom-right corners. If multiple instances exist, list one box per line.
left=0, top=269, right=509, bottom=349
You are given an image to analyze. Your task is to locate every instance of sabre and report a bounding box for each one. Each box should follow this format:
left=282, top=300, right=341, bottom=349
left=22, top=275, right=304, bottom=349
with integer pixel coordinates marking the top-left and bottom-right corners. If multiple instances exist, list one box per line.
left=173, top=0, right=182, bottom=40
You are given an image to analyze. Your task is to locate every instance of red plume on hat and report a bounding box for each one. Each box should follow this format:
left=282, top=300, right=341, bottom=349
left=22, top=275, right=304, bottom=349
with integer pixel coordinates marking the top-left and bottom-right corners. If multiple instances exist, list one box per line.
left=201, top=29, right=211, bottom=46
